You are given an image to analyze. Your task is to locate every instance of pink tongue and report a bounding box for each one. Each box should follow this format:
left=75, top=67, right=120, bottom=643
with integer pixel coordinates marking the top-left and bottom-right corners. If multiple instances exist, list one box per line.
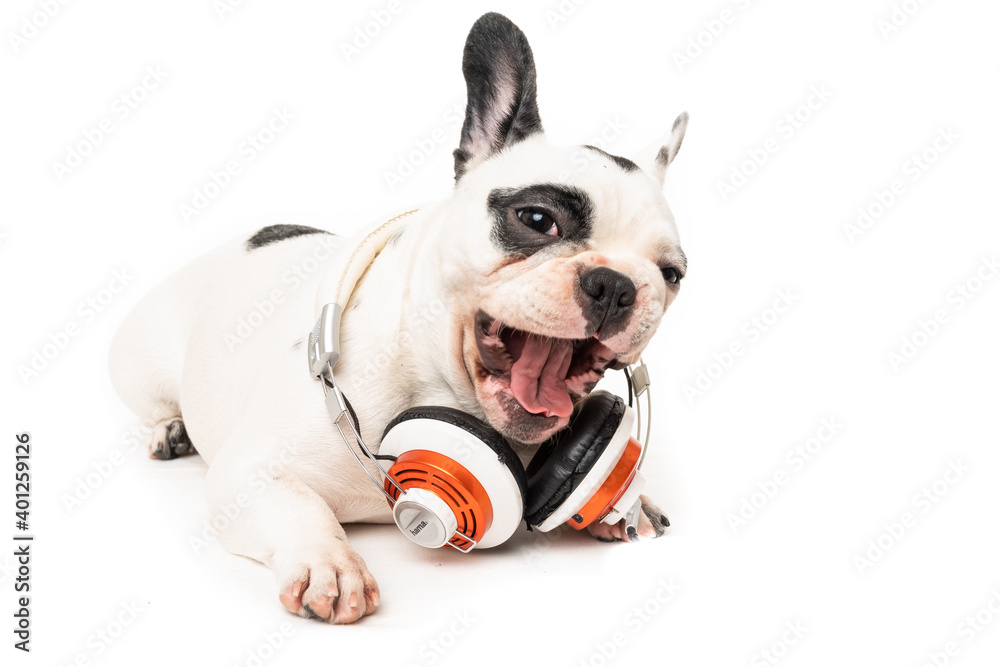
left=510, top=336, right=574, bottom=418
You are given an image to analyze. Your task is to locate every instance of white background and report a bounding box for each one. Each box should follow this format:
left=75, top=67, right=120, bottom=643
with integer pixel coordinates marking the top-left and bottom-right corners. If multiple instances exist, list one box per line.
left=3, top=1, right=1000, bottom=665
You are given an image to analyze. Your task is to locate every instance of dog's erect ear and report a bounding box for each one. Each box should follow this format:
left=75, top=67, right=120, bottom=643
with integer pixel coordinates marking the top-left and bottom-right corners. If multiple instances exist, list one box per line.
left=648, top=112, right=689, bottom=185
left=454, top=13, right=543, bottom=180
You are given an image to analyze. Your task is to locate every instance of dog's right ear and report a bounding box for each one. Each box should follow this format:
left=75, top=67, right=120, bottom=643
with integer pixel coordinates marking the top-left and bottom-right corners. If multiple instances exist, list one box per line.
left=453, top=13, right=544, bottom=181
left=647, top=112, right=689, bottom=185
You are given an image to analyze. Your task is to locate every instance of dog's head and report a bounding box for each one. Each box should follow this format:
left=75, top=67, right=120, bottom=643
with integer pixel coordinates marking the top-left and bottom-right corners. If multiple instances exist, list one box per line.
left=436, top=13, right=687, bottom=445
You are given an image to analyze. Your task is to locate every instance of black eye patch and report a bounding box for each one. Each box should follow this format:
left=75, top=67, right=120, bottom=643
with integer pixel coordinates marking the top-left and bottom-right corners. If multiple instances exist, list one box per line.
left=486, top=183, right=594, bottom=255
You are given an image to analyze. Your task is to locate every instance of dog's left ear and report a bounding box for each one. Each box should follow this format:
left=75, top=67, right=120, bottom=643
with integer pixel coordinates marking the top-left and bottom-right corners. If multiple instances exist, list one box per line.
left=646, top=112, right=689, bottom=185
left=454, top=13, right=544, bottom=181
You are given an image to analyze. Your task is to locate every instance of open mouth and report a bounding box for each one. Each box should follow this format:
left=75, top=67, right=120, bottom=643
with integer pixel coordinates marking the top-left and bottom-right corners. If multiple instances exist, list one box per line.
left=474, top=309, right=622, bottom=419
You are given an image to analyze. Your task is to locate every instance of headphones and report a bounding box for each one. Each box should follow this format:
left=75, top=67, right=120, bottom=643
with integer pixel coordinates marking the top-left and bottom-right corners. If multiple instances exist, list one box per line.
left=308, top=211, right=653, bottom=552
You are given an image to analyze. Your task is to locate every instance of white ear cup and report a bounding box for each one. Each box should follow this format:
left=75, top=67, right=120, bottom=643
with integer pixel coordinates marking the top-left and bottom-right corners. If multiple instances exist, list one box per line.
left=533, top=405, right=636, bottom=532
left=379, top=418, right=525, bottom=549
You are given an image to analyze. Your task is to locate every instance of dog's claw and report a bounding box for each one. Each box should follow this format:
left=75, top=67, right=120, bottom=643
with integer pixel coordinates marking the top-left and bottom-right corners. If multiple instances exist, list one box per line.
left=586, top=494, right=670, bottom=543
left=279, top=578, right=307, bottom=615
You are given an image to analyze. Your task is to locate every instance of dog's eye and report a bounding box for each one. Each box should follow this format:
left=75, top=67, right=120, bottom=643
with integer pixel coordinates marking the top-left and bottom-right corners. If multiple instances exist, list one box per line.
left=516, top=208, right=558, bottom=237
left=661, top=267, right=681, bottom=284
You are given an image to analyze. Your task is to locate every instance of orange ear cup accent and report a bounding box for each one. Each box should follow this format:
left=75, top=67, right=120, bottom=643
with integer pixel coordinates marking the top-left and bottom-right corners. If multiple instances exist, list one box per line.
left=566, top=436, right=643, bottom=530
left=384, top=450, right=494, bottom=551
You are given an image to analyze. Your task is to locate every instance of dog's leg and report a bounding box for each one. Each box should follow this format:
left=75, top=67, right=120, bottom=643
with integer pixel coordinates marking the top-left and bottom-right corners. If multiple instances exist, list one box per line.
left=109, top=325, right=194, bottom=460
left=204, top=445, right=379, bottom=624
left=108, top=261, right=200, bottom=461
left=586, top=494, right=670, bottom=543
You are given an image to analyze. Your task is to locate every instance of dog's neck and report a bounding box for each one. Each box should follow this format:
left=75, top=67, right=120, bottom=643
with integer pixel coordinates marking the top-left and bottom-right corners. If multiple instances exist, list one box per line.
left=321, top=204, right=478, bottom=447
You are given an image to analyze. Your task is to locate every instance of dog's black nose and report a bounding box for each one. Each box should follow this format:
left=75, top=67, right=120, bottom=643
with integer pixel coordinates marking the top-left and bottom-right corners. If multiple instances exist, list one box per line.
left=578, top=267, right=636, bottom=335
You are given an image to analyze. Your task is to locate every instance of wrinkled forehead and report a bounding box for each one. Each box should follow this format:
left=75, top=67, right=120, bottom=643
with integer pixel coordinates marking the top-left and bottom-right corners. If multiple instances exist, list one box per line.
left=577, top=167, right=681, bottom=256
left=463, top=137, right=682, bottom=257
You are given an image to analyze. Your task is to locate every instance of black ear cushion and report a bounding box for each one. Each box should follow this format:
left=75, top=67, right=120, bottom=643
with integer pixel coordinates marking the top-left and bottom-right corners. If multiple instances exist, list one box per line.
left=381, top=406, right=527, bottom=505
left=524, top=391, right=625, bottom=526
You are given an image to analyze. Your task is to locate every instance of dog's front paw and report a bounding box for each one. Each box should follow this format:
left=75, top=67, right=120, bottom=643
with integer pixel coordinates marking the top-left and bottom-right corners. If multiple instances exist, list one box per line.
left=587, top=495, right=670, bottom=543
left=276, top=541, right=380, bottom=624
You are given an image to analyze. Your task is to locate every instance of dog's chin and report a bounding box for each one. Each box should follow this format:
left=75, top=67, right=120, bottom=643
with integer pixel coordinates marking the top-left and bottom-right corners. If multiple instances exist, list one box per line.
left=477, top=381, right=568, bottom=445
left=469, top=309, right=627, bottom=445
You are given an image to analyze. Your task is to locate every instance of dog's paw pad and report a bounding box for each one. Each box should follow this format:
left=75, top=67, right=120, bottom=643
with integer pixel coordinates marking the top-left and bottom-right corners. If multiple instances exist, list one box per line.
left=277, top=545, right=379, bottom=624
left=148, top=419, right=195, bottom=460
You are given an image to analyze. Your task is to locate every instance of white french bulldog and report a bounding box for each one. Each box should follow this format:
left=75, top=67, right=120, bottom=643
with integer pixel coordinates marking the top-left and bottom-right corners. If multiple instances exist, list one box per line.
left=109, top=12, right=688, bottom=624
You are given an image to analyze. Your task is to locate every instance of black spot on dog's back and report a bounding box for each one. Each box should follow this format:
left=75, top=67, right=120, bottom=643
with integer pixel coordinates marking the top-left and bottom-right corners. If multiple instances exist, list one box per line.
left=245, top=224, right=332, bottom=251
